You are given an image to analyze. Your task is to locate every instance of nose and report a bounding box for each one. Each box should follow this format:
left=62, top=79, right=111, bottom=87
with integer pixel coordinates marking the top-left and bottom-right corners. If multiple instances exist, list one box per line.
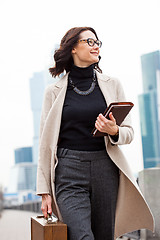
left=93, top=44, right=99, bottom=49
left=92, top=44, right=100, bottom=53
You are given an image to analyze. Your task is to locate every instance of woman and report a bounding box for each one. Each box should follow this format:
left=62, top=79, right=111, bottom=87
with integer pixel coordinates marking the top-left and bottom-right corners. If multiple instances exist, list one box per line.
left=37, top=27, right=154, bottom=239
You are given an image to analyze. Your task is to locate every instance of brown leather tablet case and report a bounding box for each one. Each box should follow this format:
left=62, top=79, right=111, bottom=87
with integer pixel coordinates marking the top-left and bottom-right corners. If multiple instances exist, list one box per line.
left=92, top=102, right=134, bottom=137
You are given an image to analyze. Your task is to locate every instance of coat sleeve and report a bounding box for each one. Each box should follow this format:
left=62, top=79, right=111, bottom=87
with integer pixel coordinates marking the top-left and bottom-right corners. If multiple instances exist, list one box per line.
left=108, top=78, right=134, bottom=145
left=36, top=85, right=55, bottom=196
left=39, top=86, right=53, bottom=140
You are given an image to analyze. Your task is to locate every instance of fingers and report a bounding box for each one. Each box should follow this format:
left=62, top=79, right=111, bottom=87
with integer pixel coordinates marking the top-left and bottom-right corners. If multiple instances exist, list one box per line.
left=41, top=203, right=48, bottom=218
left=109, top=112, right=116, bottom=122
left=47, top=195, right=52, bottom=215
left=98, top=113, right=107, bottom=121
left=41, top=194, right=52, bottom=218
left=97, top=113, right=115, bottom=122
left=95, top=113, right=117, bottom=135
left=48, top=203, right=52, bottom=215
left=95, top=114, right=105, bottom=132
left=96, top=114, right=107, bottom=127
left=95, top=119, right=104, bottom=132
left=97, top=113, right=116, bottom=125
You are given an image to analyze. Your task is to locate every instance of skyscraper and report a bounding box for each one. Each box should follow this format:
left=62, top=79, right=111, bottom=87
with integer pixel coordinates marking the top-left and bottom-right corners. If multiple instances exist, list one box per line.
left=8, top=162, right=37, bottom=192
left=6, top=46, right=59, bottom=201
left=29, top=45, right=59, bottom=164
left=7, top=146, right=36, bottom=193
left=138, top=50, right=160, bottom=168
left=14, top=147, right=32, bottom=164
left=29, top=71, right=46, bottom=164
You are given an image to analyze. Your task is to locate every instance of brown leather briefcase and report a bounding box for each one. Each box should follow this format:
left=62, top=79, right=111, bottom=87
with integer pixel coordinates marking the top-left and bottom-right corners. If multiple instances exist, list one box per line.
left=31, top=216, right=67, bottom=240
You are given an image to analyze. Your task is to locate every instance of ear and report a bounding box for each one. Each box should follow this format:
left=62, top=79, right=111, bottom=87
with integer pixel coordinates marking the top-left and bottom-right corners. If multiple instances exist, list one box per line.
left=72, top=47, right=76, bottom=54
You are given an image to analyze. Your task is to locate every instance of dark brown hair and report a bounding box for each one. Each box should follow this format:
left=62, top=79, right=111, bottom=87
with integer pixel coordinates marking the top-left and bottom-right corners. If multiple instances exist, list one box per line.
left=49, top=27, right=102, bottom=77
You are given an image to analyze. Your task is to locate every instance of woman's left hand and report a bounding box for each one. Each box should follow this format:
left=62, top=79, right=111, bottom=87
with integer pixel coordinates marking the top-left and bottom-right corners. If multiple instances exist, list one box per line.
left=95, top=112, right=119, bottom=136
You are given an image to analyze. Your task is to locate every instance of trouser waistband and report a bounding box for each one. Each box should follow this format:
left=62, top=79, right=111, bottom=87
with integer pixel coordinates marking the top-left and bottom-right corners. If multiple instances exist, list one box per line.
left=57, top=147, right=110, bottom=161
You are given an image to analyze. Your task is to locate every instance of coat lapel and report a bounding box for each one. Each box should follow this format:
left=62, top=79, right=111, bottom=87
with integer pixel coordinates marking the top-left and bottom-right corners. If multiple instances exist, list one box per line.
left=39, top=73, right=69, bottom=150
left=96, top=71, right=113, bottom=105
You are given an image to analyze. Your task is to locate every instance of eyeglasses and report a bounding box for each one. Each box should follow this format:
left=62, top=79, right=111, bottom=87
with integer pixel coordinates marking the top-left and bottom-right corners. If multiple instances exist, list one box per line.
left=77, top=38, right=102, bottom=48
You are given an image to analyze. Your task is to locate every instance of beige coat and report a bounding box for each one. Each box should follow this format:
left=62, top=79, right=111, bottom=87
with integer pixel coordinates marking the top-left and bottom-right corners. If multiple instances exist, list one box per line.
left=36, top=71, right=154, bottom=239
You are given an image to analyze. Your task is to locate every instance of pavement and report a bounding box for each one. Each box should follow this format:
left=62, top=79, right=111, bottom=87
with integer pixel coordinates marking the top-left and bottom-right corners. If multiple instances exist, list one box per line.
left=0, top=209, right=38, bottom=240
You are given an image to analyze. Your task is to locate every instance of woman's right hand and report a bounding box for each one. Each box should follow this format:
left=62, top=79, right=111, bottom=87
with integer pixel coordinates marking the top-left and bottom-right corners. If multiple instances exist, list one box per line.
left=41, top=194, right=52, bottom=218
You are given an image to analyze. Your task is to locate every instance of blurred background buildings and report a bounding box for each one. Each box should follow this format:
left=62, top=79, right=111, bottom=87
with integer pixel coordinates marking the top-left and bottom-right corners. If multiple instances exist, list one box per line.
left=138, top=50, right=160, bottom=168
left=138, top=50, right=160, bottom=238
left=3, top=47, right=58, bottom=207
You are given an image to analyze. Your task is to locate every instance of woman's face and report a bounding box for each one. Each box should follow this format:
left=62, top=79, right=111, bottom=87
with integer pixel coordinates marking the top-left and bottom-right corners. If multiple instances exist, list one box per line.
left=72, top=30, right=100, bottom=68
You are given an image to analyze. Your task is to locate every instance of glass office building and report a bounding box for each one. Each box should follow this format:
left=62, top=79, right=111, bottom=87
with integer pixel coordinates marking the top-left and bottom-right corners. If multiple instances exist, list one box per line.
left=7, top=162, right=37, bottom=192
left=29, top=71, right=46, bottom=164
left=8, top=147, right=36, bottom=193
left=138, top=51, right=160, bottom=168
left=7, top=46, right=59, bottom=199
left=29, top=45, right=60, bottom=164
left=14, top=147, right=33, bottom=164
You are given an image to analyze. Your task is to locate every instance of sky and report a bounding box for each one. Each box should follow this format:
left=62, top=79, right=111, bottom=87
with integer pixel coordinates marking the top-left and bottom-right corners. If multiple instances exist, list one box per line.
left=0, top=0, right=160, bottom=189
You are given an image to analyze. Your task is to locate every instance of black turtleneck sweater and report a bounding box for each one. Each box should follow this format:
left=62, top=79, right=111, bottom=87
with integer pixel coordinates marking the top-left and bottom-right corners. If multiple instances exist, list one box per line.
left=58, top=64, right=107, bottom=151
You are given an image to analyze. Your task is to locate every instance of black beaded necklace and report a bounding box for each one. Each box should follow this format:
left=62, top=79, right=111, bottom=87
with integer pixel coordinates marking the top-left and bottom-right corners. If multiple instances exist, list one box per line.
left=68, top=69, right=96, bottom=96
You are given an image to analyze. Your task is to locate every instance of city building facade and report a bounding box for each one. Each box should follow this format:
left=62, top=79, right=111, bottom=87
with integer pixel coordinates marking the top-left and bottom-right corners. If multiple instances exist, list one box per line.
left=5, top=46, right=59, bottom=206
left=29, top=46, right=59, bottom=164
left=14, top=147, right=32, bottom=164
left=138, top=50, right=160, bottom=168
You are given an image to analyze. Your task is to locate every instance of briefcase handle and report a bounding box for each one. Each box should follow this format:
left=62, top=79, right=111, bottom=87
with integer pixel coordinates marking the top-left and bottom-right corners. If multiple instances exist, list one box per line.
left=36, top=212, right=58, bottom=224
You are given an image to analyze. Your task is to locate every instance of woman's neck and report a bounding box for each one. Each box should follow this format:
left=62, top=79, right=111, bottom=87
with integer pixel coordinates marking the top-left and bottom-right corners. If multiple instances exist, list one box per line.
left=70, top=64, right=94, bottom=79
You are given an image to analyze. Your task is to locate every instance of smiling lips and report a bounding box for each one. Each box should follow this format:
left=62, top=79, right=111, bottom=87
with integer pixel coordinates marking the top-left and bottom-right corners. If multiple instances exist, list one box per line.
left=91, top=52, right=99, bottom=56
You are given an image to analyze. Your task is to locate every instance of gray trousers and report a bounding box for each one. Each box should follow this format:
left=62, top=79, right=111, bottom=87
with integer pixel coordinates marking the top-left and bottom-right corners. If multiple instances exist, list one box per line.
left=55, top=148, right=119, bottom=240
